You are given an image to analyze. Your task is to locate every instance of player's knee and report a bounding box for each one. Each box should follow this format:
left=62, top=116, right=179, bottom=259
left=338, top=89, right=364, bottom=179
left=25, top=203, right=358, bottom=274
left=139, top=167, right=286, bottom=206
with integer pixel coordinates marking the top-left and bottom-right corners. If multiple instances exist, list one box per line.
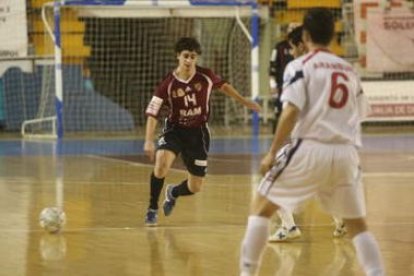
left=250, top=195, right=278, bottom=218
left=153, top=169, right=167, bottom=179
left=153, top=164, right=169, bottom=178
left=343, top=217, right=367, bottom=238
left=191, top=185, right=201, bottom=193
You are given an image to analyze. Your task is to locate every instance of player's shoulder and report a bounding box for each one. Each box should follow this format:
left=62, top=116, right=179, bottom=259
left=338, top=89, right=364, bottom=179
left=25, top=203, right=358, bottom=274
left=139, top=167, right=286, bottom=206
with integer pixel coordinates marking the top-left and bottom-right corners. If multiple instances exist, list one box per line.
left=285, top=56, right=305, bottom=71
left=317, top=51, right=358, bottom=75
left=196, top=66, right=221, bottom=79
left=283, top=58, right=305, bottom=85
left=157, top=71, right=175, bottom=87
left=196, top=65, right=214, bottom=75
left=321, top=50, right=351, bottom=65
left=301, top=50, right=355, bottom=72
left=160, top=71, right=174, bottom=80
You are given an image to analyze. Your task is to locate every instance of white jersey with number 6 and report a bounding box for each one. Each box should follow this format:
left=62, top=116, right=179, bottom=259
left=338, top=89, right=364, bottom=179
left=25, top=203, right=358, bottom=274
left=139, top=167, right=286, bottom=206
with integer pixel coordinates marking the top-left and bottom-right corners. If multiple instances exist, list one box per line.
left=281, top=49, right=369, bottom=147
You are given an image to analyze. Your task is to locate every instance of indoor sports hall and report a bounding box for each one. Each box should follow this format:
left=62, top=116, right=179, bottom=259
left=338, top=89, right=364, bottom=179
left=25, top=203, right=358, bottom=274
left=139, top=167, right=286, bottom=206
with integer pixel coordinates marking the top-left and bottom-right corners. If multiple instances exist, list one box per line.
left=0, top=1, right=413, bottom=275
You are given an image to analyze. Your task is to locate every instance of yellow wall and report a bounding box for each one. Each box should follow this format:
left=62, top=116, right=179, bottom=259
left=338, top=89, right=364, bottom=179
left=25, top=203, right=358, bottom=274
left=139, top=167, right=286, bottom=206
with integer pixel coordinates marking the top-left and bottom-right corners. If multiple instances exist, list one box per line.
left=30, top=3, right=90, bottom=62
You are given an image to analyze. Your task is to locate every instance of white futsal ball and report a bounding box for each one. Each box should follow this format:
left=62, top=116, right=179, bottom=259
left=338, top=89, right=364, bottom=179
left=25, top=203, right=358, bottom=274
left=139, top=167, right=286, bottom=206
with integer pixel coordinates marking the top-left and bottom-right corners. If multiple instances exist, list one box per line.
left=39, top=207, right=66, bottom=233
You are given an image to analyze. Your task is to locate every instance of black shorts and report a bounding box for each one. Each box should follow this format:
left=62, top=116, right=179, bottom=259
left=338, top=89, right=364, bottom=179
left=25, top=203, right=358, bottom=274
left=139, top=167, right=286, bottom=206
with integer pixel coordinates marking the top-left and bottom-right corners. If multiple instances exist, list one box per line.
left=156, top=122, right=210, bottom=177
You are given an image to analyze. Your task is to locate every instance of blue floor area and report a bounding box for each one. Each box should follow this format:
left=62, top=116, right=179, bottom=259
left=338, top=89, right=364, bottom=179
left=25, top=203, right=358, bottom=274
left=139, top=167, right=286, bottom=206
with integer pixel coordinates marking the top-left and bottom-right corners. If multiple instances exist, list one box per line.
left=0, top=134, right=413, bottom=156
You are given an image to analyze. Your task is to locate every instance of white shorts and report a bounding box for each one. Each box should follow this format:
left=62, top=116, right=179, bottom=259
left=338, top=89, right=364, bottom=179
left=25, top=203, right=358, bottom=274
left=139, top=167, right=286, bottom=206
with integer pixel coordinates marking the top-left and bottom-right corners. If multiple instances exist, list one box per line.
left=258, top=139, right=366, bottom=219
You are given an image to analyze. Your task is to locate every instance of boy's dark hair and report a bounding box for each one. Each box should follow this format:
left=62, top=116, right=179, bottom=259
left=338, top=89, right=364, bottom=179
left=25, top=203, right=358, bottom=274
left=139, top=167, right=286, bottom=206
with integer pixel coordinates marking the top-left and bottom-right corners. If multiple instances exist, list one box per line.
left=175, top=37, right=202, bottom=54
left=287, top=26, right=303, bottom=47
left=303, top=8, right=334, bottom=46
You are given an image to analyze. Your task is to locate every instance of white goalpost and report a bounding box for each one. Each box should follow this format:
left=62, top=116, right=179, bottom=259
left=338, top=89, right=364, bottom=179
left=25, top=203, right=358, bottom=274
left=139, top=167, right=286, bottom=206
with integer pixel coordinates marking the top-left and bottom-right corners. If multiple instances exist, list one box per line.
left=21, top=0, right=263, bottom=139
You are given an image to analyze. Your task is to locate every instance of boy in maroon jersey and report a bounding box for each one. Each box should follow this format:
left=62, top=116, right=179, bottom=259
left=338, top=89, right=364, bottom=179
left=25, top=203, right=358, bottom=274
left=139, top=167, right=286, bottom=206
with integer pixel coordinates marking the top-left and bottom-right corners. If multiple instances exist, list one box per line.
left=144, top=37, right=261, bottom=226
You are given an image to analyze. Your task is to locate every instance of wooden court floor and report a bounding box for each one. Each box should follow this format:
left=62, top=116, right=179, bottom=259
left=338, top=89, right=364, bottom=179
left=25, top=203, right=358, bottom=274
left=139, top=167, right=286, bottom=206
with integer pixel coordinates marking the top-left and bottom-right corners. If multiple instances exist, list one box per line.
left=0, top=136, right=413, bottom=276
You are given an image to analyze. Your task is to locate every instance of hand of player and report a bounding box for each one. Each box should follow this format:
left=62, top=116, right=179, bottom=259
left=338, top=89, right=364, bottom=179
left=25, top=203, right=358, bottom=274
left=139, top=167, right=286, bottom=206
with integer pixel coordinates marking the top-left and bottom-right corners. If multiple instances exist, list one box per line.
left=246, top=100, right=262, bottom=113
left=144, top=141, right=155, bottom=162
left=260, top=152, right=274, bottom=176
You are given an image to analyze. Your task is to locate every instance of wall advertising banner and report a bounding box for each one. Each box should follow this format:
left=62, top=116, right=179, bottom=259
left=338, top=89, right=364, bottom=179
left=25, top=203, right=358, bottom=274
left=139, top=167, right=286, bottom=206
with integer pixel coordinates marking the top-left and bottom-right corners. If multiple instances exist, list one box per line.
left=366, top=6, right=414, bottom=72
left=363, top=81, right=414, bottom=121
left=0, top=0, right=28, bottom=59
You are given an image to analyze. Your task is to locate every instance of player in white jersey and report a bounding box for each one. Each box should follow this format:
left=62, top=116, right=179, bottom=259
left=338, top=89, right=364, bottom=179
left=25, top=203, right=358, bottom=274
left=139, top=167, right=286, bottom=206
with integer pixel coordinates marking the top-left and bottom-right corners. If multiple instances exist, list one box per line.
left=268, top=25, right=347, bottom=242
left=240, top=8, right=384, bottom=276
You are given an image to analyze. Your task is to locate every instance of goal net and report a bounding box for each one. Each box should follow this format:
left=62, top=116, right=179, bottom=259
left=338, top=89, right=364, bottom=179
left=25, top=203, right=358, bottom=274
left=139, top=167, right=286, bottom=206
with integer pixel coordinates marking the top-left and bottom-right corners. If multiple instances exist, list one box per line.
left=21, top=1, right=259, bottom=138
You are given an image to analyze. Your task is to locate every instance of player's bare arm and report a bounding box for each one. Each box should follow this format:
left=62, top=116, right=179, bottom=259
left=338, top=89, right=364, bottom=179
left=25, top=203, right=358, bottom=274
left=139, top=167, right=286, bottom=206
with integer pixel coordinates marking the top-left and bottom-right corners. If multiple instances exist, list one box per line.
left=144, top=116, right=158, bottom=161
left=260, top=102, right=299, bottom=175
left=219, top=83, right=261, bottom=112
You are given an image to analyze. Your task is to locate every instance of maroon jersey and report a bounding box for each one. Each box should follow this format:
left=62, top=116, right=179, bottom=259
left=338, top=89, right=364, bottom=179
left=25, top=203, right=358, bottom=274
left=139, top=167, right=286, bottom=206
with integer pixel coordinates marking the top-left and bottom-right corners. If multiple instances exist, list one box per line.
left=145, top=66, right=226, bottom=127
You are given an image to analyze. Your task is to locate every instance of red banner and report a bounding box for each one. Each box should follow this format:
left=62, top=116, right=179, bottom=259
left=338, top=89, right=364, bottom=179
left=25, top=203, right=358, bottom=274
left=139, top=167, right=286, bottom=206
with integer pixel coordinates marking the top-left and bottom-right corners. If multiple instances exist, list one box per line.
left=362, top=80, right=414, bottom=121
left=370, top=103, right=414, bottom=118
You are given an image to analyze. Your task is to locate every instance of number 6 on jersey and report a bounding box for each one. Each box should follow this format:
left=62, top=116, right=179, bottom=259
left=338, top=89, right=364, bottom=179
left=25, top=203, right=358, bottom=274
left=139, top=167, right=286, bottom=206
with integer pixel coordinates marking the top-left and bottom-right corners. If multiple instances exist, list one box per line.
left=329, top=72, right=349, bottom=109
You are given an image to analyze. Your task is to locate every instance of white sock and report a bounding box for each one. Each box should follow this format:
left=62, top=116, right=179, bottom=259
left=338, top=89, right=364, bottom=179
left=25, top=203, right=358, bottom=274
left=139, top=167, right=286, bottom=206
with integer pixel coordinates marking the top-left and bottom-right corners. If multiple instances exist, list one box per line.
left=333, top=216, right=344, bottom=227
left=277, top=209, right=296, bottom=229
left=240, top=216, right=270, bottom=275
left=352, top=231, right=385, bottom=276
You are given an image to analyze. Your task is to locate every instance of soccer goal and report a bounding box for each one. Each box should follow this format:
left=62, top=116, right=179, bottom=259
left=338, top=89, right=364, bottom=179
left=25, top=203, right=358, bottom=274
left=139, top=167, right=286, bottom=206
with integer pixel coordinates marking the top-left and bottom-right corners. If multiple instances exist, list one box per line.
left=21, top=0, right=264, bottom=139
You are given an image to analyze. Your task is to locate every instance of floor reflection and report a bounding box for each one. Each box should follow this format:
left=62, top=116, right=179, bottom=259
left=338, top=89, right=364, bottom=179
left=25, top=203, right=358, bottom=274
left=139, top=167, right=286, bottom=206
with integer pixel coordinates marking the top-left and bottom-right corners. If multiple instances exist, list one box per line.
left=146, top=228, right=203, bottom=276
left=39, top=233, right=67, bottom=261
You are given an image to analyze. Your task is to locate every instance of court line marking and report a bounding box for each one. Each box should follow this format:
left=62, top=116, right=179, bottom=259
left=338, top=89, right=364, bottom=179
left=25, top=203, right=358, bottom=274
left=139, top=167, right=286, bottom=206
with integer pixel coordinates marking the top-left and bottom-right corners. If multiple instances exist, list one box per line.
left=0, top=178, right=253, bottom=186
left=363, top=172, right=414, bottom=178
left=1, top=172, right=414, bottom=186
left=86, top=155, right=414, bottom=178
left=2, top=221, right=414, bottom=233
left=85, top=154, right=187, bottom=173
left=91, top=154, right=256, bottom=168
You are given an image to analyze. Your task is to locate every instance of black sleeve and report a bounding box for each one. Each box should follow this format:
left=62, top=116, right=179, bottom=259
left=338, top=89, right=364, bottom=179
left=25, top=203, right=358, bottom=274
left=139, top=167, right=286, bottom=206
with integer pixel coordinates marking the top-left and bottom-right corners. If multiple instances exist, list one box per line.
left=270, top=40, right=293, bottom=89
